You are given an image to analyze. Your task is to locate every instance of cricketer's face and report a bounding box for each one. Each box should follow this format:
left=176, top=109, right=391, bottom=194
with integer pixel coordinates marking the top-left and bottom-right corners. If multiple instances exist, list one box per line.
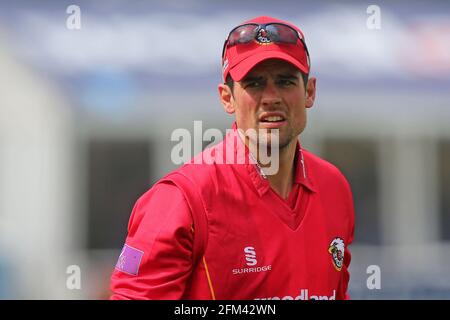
left=219, top=59, right=316, bottom=149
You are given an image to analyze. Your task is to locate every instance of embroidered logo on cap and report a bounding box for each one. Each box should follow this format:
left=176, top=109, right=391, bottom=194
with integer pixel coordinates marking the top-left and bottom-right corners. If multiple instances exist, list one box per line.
left=115, top=244, right=144, bottom=276
left=256, top=28, right=272, bottom=45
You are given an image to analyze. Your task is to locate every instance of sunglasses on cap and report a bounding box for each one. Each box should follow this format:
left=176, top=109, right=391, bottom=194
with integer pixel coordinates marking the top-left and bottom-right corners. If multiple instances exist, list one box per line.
left=221, top=22, right=310, bottom=67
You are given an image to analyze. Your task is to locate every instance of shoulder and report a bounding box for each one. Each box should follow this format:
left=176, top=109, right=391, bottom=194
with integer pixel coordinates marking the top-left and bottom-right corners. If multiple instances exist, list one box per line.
left=129, top=181, right=191, bottom=231
left=302, top=148, right=344, bottom=178
left=302, top=148, right=352, bottom=195
left=166, top=140, right=228, bottom=190
left=302, top=149, right=355, bottom=239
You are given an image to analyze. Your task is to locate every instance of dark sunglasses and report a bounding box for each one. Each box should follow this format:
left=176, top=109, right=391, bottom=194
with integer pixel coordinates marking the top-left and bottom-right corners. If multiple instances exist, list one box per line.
left=221, top=22, right=310, bottom=66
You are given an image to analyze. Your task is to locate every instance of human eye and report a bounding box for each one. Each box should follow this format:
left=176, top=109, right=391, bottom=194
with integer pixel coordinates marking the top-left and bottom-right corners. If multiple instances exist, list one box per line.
left=245, top=81, right=262, bottom=88
left=243, top=78, right=265, bottom=89
left=277, top=79, right=296, bottom=87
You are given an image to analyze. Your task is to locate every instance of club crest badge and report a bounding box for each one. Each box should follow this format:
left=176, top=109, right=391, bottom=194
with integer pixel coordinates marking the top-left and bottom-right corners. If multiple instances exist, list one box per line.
left=328, top=237, right=345, bottom=271
left=256, top=28, right=272, bottom=44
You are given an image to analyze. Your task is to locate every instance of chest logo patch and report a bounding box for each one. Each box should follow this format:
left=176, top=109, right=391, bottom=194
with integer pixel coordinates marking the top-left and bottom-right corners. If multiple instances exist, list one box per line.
left=232, top=246, right=272, bottom=275
left=328, top=237, right=345, bottom=271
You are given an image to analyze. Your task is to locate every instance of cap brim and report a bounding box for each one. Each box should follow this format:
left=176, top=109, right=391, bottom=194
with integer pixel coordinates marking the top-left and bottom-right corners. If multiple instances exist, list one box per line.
left=229, top=50, right=309, bottom=82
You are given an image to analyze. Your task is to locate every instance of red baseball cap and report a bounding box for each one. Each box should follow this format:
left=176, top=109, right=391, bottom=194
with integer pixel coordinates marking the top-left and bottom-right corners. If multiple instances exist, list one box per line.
left=222, top=16, right=310, bottom=82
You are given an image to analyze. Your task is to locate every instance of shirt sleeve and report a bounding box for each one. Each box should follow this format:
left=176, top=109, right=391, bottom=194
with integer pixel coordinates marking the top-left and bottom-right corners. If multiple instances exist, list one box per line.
left=336, top=177, right=355, bottom=300
left=336, top=220, right=354, bottom=300
left=110, top=181, right=194, bottom=300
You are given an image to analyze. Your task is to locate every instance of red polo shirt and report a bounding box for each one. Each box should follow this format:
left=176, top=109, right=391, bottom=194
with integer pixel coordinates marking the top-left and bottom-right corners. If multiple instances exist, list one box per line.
left=110, top=124, right=355, bottom=300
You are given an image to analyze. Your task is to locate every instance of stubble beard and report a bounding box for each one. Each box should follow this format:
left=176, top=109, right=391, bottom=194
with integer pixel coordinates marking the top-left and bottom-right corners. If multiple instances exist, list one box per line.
left=246, top=127, right=296, bottom=160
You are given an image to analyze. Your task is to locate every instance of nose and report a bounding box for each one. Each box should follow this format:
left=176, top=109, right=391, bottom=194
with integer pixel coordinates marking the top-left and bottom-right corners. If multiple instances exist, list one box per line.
left=260, top=81, right=282, bottom=107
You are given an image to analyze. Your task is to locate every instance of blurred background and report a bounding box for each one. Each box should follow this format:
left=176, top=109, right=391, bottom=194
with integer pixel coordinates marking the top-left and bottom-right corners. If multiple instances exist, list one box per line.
left=0, top=0, right=449, bottom=299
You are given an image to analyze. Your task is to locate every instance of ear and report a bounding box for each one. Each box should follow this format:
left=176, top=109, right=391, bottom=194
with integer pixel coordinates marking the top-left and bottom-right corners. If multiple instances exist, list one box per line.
left=305, top=77, right=316, bottom=109
left=218, top=83, right=235, bottom=114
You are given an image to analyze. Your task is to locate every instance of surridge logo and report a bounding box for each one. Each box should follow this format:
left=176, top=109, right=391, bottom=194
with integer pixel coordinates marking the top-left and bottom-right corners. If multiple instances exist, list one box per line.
left=244, top=246, right=257, bottom=266
left=232, top=246, right=272, bottom=275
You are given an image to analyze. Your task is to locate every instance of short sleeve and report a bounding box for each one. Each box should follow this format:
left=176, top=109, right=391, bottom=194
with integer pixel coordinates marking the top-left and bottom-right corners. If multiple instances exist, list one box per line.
left=110, top=182, right=194, bottom=300
left=336, top=176, right=355, bottom=300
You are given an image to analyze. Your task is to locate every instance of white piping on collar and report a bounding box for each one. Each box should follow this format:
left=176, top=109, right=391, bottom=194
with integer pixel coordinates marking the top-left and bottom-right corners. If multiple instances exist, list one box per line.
left=300, top=148, right=307, bottom=179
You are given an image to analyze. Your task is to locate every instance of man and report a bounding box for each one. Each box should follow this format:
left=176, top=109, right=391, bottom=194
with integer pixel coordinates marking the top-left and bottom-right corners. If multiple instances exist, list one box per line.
left=110, top=15, right=355, bottom=300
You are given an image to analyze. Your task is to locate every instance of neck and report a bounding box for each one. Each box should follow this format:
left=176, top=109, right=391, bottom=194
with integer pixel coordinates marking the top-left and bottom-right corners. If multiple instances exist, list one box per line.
left=236, top=129, right=298, bottom=199
left=263, top=139, right=297, bottom=199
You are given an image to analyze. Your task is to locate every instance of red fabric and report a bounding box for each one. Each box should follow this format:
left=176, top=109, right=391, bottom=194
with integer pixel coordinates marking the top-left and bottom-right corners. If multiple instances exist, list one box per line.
left=223, top=15, right=309, bottom=82
left=286, top=183, right=301, bottom=209
left=110, top=125, right=355, bottom=300
left=110, top=183, right=194, bottom=299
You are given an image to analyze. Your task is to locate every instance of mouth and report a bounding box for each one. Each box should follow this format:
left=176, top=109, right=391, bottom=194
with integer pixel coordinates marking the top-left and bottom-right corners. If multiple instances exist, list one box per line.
left=259, top=113, right=287, bottom=129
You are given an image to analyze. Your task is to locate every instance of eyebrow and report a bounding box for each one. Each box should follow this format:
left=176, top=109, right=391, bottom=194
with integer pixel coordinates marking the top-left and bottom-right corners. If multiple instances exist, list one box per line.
left=276, top=73, right=299, bottom=80
left=241, top=73, right=299, bottom=83
left=241, top=76, right=264, bottom=83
